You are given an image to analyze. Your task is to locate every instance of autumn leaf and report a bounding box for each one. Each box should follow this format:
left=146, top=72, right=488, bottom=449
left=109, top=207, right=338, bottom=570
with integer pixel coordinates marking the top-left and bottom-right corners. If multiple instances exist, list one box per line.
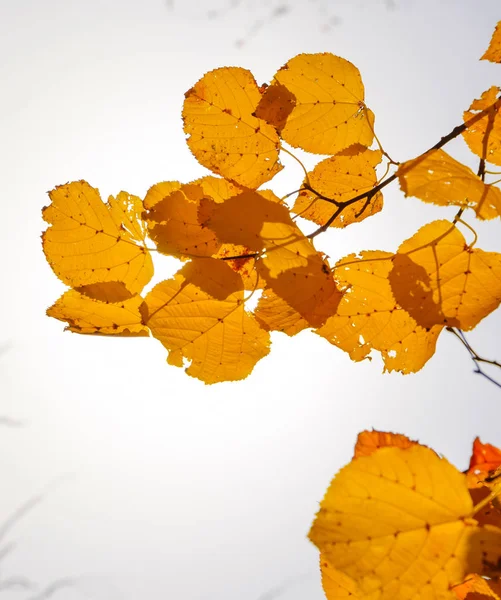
left=320, top=557, right=363, bottom=600
left=463, top=88, right=501, bottom=167
left=254, top=82, right=296, bottom=134
left=353, top=430, right=418, bottom=458
left=397, top=148, right=501, bottom=219
left=469, top=438, right=501, bottom=478
left=453, top=573, right=501, bottom=600
left=309, top=444, right=501, bottom=600
left=389, top=220, right=501, bottom=330
left=144, top=258, right=270, bottom=384
left=182, top=67, right=282, bottom=188
left=316, top=251, right=442, bottom=374
left=294, top=147, right=383, bottom=227
left=202, top=190, right=342, bottom=328
left=47, top=290, right=149, bottom=336
left=42, top=181, right=153, bottom=297
left=481, top=21, right=501, bottom=63
left=271, top=53, right=375, bottom=154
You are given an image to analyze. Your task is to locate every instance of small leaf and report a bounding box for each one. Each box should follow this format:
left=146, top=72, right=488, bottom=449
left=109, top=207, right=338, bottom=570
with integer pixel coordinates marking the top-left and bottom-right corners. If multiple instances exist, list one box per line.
left=353, top=430, right=418, bottom=458
left=463, top=87, right=501, bottom=167
left=481, top=21, right=501, bottom=63
left=454, top=573, right=501, bottom=600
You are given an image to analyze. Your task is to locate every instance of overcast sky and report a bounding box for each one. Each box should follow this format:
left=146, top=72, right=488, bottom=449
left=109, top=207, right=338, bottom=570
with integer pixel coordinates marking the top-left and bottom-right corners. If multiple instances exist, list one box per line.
left=1, top=1, right=501, bottom=599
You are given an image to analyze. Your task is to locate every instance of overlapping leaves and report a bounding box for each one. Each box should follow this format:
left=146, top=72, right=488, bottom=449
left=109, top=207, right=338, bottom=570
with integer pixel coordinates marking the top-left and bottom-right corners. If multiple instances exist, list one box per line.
left=42, top=24, right=501, bottom=383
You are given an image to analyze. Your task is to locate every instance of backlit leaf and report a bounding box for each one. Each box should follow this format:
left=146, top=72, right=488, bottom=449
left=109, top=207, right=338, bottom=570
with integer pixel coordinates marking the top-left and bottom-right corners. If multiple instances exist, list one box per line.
left=294, top=147, right=383, bottom=227
left=309, top=445, right=501, bottom=600
left=463, top=87, right=501, bottom=167
left=253, top=82, right=296, bottom=133
left=354, top=430, right=417, bottom=458
left=389, top=220, right=501, bottom=330
left=481, top=21, right=501, bottom=63
left=42, top=181, right=153, bottom=296
left=182, top=67, right=282, bottom=188
left=454, top=574, right=501, bottom=600
left=397, top=149, right=501, bottom=219
left=321, top=558, right=364, bottom=600
left=47, top=290, right=148, bottom=336
left=144, top=258, right=270, bottom=384
left=469, top=438, right=501, bottom=477
left=272, top=53, right=375, bottom=154
left=316, top=251, right=442, bottom=374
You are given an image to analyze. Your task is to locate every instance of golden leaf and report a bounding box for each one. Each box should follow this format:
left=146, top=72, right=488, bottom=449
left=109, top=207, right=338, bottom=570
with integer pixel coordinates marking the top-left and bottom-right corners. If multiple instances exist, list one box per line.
left=398, top=148, right=501, bottom=219
left=272, top=53, right=375, bottom=154
left=144, top=258, right=270, bottom=384
left=390, top=220, right=501, bottom=330
left=463, top=87, right=501, bottom=167
left=354, top=430, right=418, bottom=458
left=309, top=445, right=501, bottom=600
left=481, top=21, right=501, bottom=63
left=42, top=181, right=153, bottom=297
left=320, top=557, right=365, bottom=600
left=253, top=82, right=296, bottom=133
left=47, top=290, right=148, bottom=336
left=182, top=67, right=282, bottom=188
left=316, top=251, right=442, bottom=374
left=454, top=574, right=501, bottom=600
left=294, top=147, right=383, bottom=227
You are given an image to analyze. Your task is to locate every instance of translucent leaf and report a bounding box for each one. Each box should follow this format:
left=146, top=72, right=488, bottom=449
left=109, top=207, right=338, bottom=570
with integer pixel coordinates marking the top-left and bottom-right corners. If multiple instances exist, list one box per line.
left=481, top=21, right=501, bottom=63
left=398, top=149, right=501, bottom=219
left=47, top=290, right=149, bottom=336
left=294, top=147, right=383, bottom=227
left=390, top=220, right=501, bottom=330
left=272, top=53, right=375, bottom=154
left=42, top=181, right=153, bottom=296
left=182, top=67, right=282, bottom=188
left=309, top=445, right=501, bottom=600
left=144, top=258, right=270, bottom=384
left=253, top=82, right=296, bottom=133
left=463, top=87, right=501, bottom=167
left=203, top=190, right=342, bottom=328
left=316, top=251, right=442, bottom=374
left=354, top=430, right=417, bottom=458
left=454, top=574, right=501, bottom=600
left=320, top=558, right=364, bottom=600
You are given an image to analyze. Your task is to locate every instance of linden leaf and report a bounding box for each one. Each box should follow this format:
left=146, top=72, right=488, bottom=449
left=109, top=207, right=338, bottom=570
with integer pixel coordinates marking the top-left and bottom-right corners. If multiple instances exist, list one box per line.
left=193, top=175, right=246, bottom=204
left=397, top=149, right=501, bottom=219
left=182, top=67, right=282, bottom=188
left=389, top=220, right=501, bottom=330
left=272, top=53, right=375, bottom=155
left=253, top=82, right=296, bottom=133
left=144, top=258, right=270, bottom=384
left=42, top=181, right=153, bottom=296
left=481, top=21, right=501, bottom=63
left=143, top=181, right=220, bottom=258
left=353, top=430, right=418, bottom=458
left=316, top=251, right=442, bottom=374
left=320, top=557, right=364, bottom=600
left=294, top=147, right=383, bottom=228
left=203, top=190, right=342, bottom=328
left=454, top=574, right=501, bottom=600
left=463, top=87, right=501, bottom=167
left=47, top=290, right=149, bottom=336
left=309, top=445, right=501, bottom=600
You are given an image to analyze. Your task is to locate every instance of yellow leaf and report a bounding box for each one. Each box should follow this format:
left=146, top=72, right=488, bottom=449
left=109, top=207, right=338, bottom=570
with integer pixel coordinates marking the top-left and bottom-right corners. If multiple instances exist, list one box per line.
left=309, top=445, right=501, bottom=600
left=203, top=190, right=342, bottom=328
left=463, top=87, right=501, bottom=167
left=321, top=557, right=365, bottom=599
left=454, top=574, right=501, bottom=600
left=42, top=181, right=153, bottom=296
left=390, top=220, right=501, bottom=330
left=294, top=147, right=383, bottom=227
left=182, top=67, right=282, bottom=188
left=354, top=430, right=418, bottom=458
left=253, top=82, right=296, bottom=133
left=398, top=148, right=501, bottom=219
left=193, top=175, right=246, bottom=204
left=316, top=252, right=442, bottom=374
left=481, top=21, right=501, bottom=63
left=272, top=53, right=375, bottom=154
left=47, top=290, right=149, bottom=336
left=144, top=258, right=270, bottom=384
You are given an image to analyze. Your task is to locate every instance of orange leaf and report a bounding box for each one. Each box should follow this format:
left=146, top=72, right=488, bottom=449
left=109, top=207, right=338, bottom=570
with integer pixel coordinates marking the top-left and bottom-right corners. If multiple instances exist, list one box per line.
left=353, top=430, right=418, bottom=458
left=294, top=147, right=383, bottom=227
left=182, top=67, right=282, bottom=188
left=463, top=87, right=501, bottom=167
left=144, top=258, right=270, bottom=384
left=309, top=444, right=501, bottom=600
left=398, top=148, right=501, bottom=219
left=390, top=220, right=501, bottom=330
left=272, top=53, right=375, bottom=154
left=454, top=574, right=501, bottom=600
left=481, top=21, right=501, bottom=63
left=42, top=181, right=153, bottom=297
left=47, top=290, right=149, bottom=336
left=253, top=82, right=296, bottom=133
left=316, top=251, right=442, bottom=373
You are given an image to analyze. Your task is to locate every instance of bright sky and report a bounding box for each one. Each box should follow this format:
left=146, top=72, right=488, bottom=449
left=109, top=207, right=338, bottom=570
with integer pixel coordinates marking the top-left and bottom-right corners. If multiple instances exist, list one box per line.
left=1, top=1, right=500, bottom=599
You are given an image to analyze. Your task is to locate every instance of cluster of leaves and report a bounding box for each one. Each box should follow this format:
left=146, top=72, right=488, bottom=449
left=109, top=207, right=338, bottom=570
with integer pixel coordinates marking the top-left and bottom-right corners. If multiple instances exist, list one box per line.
left=310, top=430, right=501, bottom=600
left=42, top=21, right=501, bottom=384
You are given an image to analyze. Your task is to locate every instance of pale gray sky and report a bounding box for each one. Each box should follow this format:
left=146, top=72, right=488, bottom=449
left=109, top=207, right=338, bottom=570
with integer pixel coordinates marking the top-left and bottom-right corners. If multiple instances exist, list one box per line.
left=0, top=1, right=500, bottom=599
